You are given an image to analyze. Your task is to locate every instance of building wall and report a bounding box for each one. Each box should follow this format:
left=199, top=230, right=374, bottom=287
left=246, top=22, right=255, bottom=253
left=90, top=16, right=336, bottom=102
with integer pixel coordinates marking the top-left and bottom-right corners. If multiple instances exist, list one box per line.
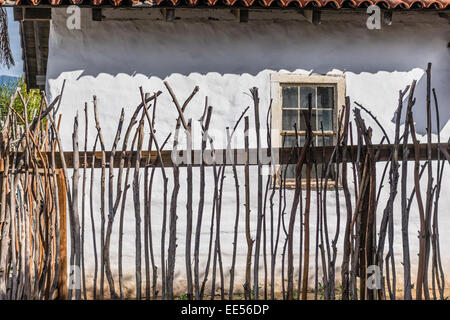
left=46, top=7, right=450, bottom=295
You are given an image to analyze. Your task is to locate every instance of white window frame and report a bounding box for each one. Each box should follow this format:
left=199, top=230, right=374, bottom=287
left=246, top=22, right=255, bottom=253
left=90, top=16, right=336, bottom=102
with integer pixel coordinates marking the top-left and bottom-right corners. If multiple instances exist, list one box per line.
left=270, top=73, right=346, bottom=188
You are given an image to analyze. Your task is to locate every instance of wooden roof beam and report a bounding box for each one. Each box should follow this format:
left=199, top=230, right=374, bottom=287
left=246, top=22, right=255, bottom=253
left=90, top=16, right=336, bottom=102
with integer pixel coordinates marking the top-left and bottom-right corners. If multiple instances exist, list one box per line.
left=300, top=9, right=321, bottom=25
left=14, top=8, right=51, bottom=21
left=231, top=9, right=249, bottom=23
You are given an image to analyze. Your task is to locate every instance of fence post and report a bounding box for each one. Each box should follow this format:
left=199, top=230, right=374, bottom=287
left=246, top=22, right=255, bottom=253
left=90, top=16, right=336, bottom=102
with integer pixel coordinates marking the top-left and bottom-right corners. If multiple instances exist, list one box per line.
left=56, top=169, right=68, bottom=299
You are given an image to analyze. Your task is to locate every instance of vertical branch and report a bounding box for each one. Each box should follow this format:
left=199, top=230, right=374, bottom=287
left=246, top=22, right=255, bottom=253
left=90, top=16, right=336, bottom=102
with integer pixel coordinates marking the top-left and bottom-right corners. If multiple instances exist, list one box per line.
left=228, top=106, right=249, bottom=299
left=104, top=109, right=125, bottom=300
left=250, top=87, right=263, bottom=300
left=186, top=117, right=194, bottom=300
left=243, top=116, right=253, bottom=300
left=423, top=63, right=433, bottom=300
left=431, top=88, right=445, bottom=300
left=71, top=113, right=81, bottom=300
left=133, top=110, right=146, bottom=300
left=341, top=97, right=352, bottom=300
left=92, top=97, right=106, bottom=299
left=81, top=103, right=88, bottom=300
left=287, top=99, right=312, bottom=300
left=401, top=80, right=416, bottom=300
left=118, top=132, right=137, bottom=299
left=409, top=103, right=426, bottom=301
left=195, top=102, right=212, bottom=300
left=89, top=135, right=99, bottom=299
left=164, top=82, right=198, bottom=299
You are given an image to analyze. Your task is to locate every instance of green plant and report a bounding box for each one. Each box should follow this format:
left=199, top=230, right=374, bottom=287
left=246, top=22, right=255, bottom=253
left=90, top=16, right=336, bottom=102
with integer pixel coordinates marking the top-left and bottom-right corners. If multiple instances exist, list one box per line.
left=250, top=287, right=262, bottom=300
left=336, top=284, right=343, bottom=300
left=317, top=282, right=325, bottom=300
left=175, top=293, right=188, bottom=300
left=0, top=77, right=42, bottom=125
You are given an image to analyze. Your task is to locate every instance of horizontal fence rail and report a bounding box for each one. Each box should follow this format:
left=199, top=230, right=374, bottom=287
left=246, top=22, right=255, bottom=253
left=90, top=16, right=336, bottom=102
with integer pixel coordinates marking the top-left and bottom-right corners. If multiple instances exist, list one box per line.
left=2, top=143, right=449, bottom=169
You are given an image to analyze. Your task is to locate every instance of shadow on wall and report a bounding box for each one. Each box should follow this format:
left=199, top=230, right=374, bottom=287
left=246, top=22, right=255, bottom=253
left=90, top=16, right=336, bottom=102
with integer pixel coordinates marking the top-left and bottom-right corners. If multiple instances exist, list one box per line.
left=394, top=70, right=449, bottom=135
left=47, top=15, right=450, bottom=134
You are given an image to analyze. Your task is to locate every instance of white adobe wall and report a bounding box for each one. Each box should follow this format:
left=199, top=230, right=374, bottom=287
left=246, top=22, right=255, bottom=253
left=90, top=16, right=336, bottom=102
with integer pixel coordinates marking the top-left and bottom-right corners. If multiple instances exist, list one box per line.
left=46, top=7, right=450, bottom=295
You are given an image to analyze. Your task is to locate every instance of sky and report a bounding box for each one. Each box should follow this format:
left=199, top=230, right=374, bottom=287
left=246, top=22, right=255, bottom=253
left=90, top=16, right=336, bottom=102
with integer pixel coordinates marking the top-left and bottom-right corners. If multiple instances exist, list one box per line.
left=0, top=8, right=23, bottom=77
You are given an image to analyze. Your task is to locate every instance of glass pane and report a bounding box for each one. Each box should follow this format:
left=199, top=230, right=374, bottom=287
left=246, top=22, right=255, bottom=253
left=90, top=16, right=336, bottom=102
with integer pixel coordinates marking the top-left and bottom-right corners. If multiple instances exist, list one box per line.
left=283, top=134, right=297, bottom=148
left=301, top=165, right=316, bottom=180
left=317, top=164, right=324, bottom=179
left=285, top=164, right=296, bottom=180
left=299, top=135, right=305, bottom=147
left=282, top=109, right=298, bottom=131
left=282, top=87, right=298, bottom=108
left=317, top=87, right=334, bottom=108
left=300, top=110, right=317, bottom=131
left=300, top=87, right=316, bottom=109
left=316, top=135, right=333, bottom=146
left=318, top=110, right=333, bottom=131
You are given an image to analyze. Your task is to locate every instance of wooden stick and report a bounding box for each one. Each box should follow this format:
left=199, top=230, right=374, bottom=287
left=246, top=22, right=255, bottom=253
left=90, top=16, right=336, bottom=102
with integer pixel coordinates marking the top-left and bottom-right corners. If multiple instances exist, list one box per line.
left=250, top=88, right=263, bottom=301
left=71, top=113, right=82, bottom=300
left=243, top=116, right=253, bottom=300
left=401, top=80, right=416, bottom=300
left=56, top=169, right=67, bottom=300
left=81, top=103, right=88, bottom=300
left=104, top=109, right=125, bottom=299
left=194, top=102, right=212, bottom=300
left=89, top=135, right=99, bottom=299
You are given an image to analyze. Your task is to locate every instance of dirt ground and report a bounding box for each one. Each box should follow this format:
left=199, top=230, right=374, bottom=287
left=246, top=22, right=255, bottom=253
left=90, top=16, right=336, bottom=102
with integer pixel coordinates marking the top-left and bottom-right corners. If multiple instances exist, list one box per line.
left=81, top=281, right=450, bottom=300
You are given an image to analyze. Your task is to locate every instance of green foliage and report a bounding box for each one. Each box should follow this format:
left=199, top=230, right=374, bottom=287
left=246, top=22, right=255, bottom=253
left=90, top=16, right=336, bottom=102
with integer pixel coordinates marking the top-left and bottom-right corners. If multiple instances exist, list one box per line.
left=316, top=282, right=347, bottom=300
left=250, top=287, right=262, bottom=300
left=335, top=284, right=343, bottom=300
left=0, top=77, right=42, bottom=125
left=175, top=293, right=188, bottom=300
left=235, top=291, right=243, bottom=299
left=317, top=282, right=325, bottom=300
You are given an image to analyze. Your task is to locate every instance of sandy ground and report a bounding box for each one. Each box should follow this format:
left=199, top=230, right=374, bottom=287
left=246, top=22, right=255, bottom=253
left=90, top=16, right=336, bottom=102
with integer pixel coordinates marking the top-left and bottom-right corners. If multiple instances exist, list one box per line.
left=80, top=278, right=450, bottom=300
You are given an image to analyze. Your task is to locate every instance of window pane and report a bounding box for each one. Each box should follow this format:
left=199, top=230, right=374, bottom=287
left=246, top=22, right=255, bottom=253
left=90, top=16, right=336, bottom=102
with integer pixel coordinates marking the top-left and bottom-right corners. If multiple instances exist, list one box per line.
left=285, top=164, right=296, bottom=180
left=300, top=87, right=316, bottom=109
left=316, top=135, right=333, bottom=146
left=318, top=110, right=333, bottom=131
left=300, top=110, right=317, bottom=131
left=301, top=165, right=316, bottom=180
left=282, top=87, right=298, bottom=108
left=282, top=109, right=298, bottom=131
left=283, top=134, right=297, bottom=148
left=299, top=135, right=305, bottom=147
left=317, top=87, right=334, bottom=108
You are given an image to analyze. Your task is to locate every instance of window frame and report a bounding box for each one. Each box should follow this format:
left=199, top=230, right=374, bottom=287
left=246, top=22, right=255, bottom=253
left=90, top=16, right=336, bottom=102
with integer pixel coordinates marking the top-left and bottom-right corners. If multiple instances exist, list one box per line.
left=270, top=73, right=346, bottom=188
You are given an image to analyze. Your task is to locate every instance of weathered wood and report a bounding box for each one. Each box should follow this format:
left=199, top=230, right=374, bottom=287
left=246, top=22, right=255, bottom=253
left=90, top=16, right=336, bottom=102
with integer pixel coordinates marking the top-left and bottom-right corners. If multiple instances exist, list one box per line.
left=92, top=8, right=102, bottom=21
left=228, top=106, right=249, bottom=300
left=194, top=102, right=211, bottom=300
left=401, top=80, right=416, bottom=300
left=93, top=97, right=106, bottom=300
left=33, top=21, right=43, bottom=81
left=4, top=143, right=446, bottom=170
left=104, top=109, right=125, bottom=300
left=23, top=8, right=52, bottom=21
left=56, top=169, right=67, bottom=300
left=251, top=87, right=263, bottom=301
left=243, top=116, right=252, bottom=300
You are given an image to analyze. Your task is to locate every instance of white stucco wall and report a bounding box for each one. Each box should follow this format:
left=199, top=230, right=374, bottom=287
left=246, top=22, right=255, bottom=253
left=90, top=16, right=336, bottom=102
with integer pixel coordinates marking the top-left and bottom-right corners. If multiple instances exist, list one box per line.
left=46, top=8, right=450, bottom=295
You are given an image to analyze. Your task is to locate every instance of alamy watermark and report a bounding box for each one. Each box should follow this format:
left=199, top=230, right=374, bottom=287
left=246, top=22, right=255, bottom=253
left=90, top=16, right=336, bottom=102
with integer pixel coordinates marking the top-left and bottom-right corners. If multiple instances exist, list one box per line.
left=66, top=6, right=81, bottom=31
left=367, top=265, right=382, bottom=290
left=366, top=5, right=382, bottom=30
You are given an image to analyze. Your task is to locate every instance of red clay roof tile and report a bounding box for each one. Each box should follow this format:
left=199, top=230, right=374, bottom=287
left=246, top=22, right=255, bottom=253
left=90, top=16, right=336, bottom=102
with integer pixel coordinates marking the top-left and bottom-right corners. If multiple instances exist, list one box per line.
left=2, top=0, right=449, bottom=9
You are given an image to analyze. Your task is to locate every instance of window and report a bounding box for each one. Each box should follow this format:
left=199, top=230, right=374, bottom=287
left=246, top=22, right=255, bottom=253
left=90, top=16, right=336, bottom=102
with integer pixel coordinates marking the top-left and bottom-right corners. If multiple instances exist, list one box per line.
left=270, top=74, right=346, bottom=187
